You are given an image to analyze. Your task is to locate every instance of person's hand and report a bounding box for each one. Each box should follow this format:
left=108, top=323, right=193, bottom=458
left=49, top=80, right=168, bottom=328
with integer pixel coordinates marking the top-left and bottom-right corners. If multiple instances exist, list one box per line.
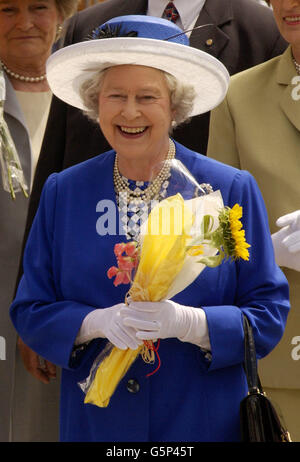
left=75, top=303, right=143, bottom=350
left=17, top=337, right=57, bottom=384
left=271, top=210, right=300, bottom=272
left=122, top=300, right=210, bottom=349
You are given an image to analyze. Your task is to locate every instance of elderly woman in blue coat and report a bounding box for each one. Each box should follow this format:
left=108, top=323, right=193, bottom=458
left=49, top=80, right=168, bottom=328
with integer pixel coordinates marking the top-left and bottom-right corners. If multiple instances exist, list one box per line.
left=10, top=16, right=290, bottom=442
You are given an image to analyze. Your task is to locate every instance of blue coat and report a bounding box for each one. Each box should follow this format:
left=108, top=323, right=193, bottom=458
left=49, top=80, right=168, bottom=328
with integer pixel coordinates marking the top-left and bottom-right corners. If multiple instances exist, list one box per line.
left=10, top=141, right=290, bottom=442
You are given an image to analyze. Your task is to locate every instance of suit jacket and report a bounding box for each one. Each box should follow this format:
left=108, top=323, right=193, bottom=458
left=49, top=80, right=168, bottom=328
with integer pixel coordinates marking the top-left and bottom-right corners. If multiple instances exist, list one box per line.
left=20, top=0, right=288, bottom=270
left=11, top=142, right=289, bottom=441
left=207, top=46, right=300, bottom=389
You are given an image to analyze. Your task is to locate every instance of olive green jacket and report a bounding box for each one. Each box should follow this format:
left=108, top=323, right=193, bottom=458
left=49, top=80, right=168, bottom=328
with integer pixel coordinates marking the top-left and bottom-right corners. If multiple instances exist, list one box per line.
left=207, top=46, right=300, bottom=388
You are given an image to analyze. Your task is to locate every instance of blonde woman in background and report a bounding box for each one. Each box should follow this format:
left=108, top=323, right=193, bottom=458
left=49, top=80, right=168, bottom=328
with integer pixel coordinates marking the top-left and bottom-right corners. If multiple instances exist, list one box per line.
left=0, top=0, right=78, bottom=442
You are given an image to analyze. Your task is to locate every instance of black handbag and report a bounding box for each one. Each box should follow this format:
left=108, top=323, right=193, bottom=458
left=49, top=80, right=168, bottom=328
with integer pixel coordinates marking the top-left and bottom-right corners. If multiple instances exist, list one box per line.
left=240, top=314, right=292, bottom=442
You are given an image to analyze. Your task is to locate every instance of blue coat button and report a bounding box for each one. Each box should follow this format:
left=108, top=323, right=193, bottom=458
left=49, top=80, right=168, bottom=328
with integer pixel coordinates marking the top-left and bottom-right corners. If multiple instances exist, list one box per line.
left=126, top=379, right=140, bottom=393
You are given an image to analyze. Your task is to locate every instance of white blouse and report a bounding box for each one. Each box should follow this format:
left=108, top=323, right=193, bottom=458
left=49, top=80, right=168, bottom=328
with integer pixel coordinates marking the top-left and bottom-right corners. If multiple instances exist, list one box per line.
left=15, top=90, right=52, bottom=190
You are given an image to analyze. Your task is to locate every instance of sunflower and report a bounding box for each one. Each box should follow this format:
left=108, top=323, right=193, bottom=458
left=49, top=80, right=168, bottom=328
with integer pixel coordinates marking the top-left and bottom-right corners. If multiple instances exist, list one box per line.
left=218, top=204, right=250, bottom=261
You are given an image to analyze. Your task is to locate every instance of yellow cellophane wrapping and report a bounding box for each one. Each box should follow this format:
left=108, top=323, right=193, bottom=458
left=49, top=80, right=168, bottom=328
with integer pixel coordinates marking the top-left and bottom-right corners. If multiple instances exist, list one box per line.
left=84, top=344, right=144, bottom=407
left=84, top=194, right=194, bottom=407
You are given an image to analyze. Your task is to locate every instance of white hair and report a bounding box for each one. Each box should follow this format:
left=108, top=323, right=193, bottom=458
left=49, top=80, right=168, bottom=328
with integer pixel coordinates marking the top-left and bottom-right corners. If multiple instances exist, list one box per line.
left=79, top=65, right=196, bottom=129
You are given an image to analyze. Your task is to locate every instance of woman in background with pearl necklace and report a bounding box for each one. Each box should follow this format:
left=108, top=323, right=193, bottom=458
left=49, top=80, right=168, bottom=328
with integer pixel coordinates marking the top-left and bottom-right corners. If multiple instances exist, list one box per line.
left=0, top=0, right=78, bottom=442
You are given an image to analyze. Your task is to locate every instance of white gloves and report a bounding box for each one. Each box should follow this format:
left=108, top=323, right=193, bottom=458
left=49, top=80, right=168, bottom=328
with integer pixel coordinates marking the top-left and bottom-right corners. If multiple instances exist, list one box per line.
left=271, top=210, right=300, bottom=272
left=76, top=301, right=211, bottom=351
left=121, top=300, right=211, bottom=350
left=75, top=303, right=143, bottom=350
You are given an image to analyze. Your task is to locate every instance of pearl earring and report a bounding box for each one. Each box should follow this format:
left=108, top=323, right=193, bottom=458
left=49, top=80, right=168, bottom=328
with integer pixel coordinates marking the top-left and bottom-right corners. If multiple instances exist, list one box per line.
left=56, top=24, right=63, bottom=39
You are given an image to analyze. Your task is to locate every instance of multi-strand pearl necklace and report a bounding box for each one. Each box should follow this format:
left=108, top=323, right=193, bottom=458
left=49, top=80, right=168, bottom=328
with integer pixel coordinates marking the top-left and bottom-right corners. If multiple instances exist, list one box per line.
left=293, top=57, right=300, bottom=75
left=0, top=60, right=47, bottom=82
left=114, top=139, right=175, bottom=204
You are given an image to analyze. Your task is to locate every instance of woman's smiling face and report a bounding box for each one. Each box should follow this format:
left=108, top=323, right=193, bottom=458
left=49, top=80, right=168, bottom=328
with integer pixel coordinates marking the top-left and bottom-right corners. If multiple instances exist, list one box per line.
left=0, top=0, right=62, bottom=63
left=98, top=64, right=174, bottom=169
left=270, top=0, right=300, bottom=46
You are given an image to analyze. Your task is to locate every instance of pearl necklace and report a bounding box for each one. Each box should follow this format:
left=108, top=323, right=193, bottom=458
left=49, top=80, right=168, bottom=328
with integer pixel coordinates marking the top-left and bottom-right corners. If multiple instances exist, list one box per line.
left=114, top=139, right=175, bottom=204
left=293, top=57, right=300, bottom=75
left=0, top=60, right=47, bottom=82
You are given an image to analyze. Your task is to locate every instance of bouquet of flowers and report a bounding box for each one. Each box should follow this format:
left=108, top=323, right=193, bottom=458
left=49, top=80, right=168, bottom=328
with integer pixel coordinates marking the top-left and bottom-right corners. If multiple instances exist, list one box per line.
left=0, top=67, right=28, bottom=199
left=79, top=163, right=250, bottom=408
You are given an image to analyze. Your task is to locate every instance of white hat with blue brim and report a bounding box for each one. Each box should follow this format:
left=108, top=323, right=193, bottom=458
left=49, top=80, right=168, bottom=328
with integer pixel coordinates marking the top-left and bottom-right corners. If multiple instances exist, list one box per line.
left=46, top=15, right=229, bottom=117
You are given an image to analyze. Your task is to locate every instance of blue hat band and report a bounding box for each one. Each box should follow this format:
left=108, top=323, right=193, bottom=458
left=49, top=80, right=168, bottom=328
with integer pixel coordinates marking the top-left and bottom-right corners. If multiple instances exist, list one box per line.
left=91, top=15, right=189, bottom=46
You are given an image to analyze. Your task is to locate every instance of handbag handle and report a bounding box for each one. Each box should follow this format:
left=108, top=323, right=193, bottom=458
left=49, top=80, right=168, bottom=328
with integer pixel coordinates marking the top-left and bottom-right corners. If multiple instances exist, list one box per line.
left=242, top=314, right=262, bottom=394
left=241, top=313, right=292, bottom=442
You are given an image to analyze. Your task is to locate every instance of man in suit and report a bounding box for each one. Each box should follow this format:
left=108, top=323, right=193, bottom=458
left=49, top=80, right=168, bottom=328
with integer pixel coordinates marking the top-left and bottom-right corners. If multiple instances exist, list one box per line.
left=14, top=0, right=288, bottom=441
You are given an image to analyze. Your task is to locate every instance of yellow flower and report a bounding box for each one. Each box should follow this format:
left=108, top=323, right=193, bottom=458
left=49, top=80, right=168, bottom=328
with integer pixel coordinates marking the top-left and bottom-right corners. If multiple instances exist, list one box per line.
left=217, top=204, right=250, bottom=261
left=228, top=204, right=250, bottom=260
left=85, top=193, right=195, bottom=408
